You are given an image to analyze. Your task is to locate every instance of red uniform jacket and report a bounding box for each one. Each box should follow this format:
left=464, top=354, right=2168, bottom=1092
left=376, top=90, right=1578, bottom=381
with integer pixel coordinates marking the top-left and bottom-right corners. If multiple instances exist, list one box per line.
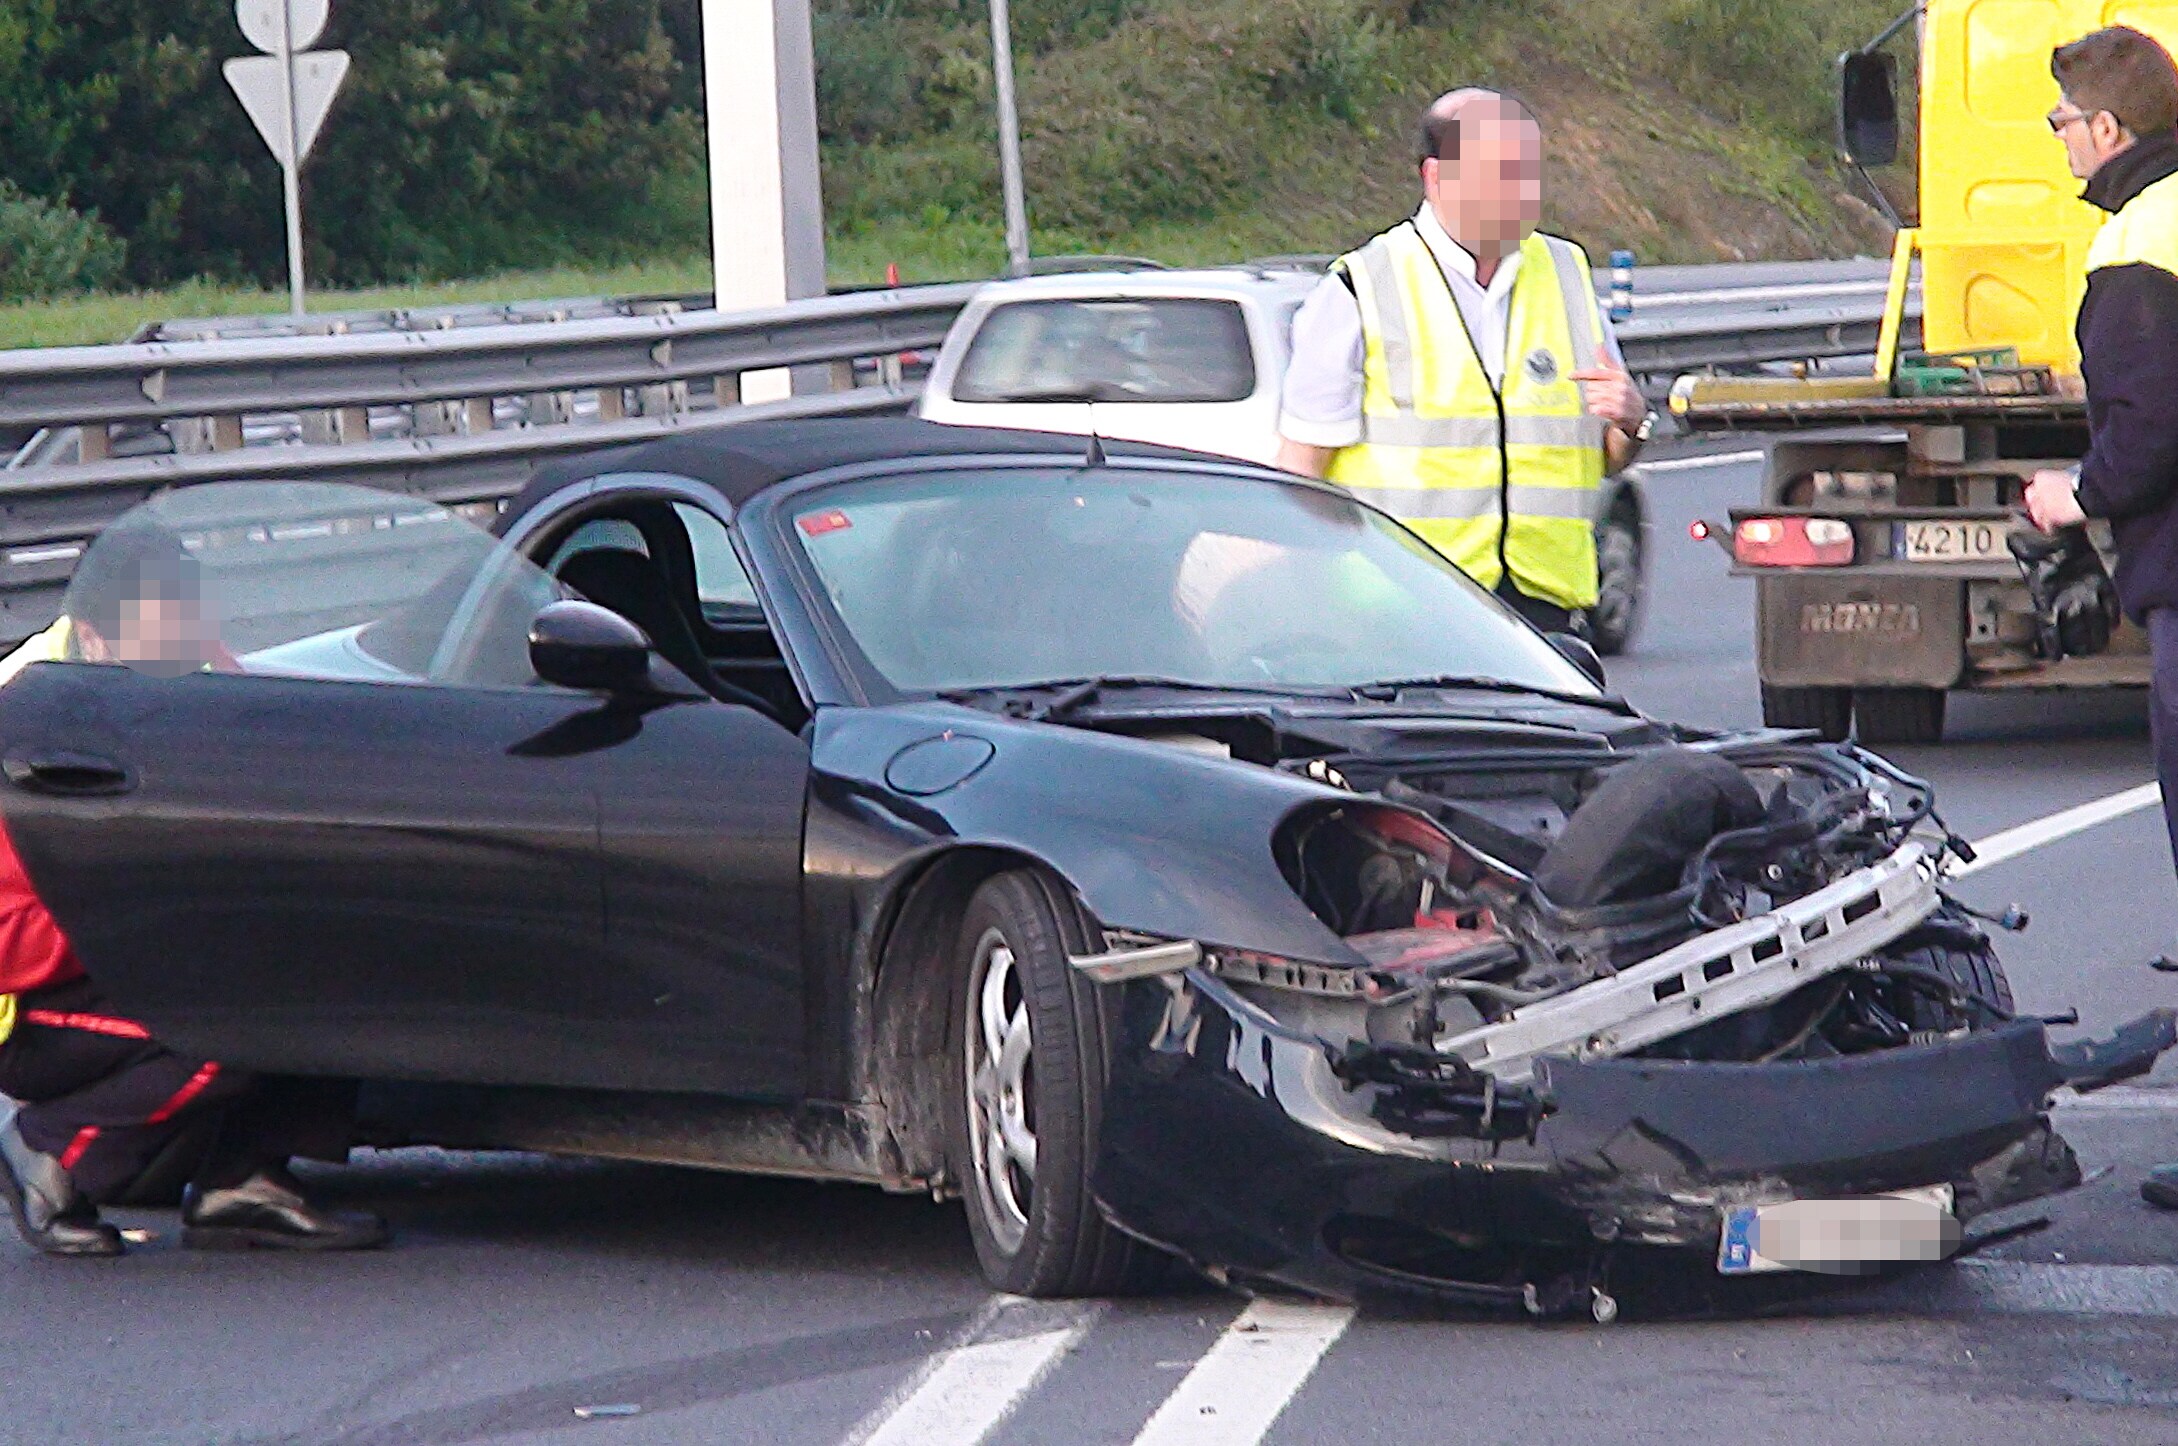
left=0, top=815, right=84, bottom=996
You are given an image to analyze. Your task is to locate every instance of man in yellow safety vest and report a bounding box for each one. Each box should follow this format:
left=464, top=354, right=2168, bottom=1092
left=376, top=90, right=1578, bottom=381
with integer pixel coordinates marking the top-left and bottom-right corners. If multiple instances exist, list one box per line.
left=1276, top=88, right=1651, bottom=634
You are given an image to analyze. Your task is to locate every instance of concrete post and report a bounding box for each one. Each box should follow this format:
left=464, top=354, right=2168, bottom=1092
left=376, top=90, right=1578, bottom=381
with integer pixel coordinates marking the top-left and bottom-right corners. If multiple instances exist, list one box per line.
left=703, top=0, right=827, bottom=402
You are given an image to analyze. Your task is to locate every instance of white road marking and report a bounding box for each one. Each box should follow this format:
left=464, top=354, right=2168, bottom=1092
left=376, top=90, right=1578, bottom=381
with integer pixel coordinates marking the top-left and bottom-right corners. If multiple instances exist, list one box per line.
left=1130, top=1299, right=1354, bottom=1446
left=1923, top=1260, right=2178, bottom=1319
left=843, top=1297, right=1100, bottom=1446
left=2053, top=1085, right=2178, bottom=1113
left=1952, top=782, right=2164, bottom=878
left=1641, top=448, right=1764, bottom=473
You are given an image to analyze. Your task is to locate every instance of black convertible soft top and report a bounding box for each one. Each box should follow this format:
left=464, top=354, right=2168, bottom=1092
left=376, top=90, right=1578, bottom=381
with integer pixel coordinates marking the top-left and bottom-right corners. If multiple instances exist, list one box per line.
left=501, top=416, right=1222, bottom=530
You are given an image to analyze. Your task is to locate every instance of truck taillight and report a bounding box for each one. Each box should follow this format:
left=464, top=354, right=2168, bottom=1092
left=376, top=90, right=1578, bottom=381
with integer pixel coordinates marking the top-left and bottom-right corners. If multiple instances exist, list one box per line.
left=1733, top=517, right=1855, bottom=567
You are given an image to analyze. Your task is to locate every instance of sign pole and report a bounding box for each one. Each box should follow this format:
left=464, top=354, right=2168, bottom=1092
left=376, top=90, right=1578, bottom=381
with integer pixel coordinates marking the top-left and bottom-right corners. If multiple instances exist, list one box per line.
left=227, top=0, right=347, bottom=322
left=281, top=159, right=307, bottom=318
left=277, top=0, right=306, bottom=316
left=988, top=0, right=1029, bottom=276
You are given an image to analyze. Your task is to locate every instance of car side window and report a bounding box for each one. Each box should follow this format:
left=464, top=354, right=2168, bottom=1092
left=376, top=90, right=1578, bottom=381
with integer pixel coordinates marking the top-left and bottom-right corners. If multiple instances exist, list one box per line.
left=56, top=481, right=568, bottom=690
left=673, top=502, right=759, bottom=611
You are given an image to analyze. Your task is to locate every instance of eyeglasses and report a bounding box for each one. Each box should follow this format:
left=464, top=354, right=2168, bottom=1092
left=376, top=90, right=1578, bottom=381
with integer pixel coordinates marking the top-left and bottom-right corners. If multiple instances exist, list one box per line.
left=2048, top=106, right=2097, bottom=134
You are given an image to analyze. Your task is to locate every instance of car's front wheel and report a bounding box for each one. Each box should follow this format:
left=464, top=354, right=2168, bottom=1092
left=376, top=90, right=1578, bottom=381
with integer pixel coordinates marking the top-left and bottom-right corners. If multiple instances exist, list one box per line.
left=949, top=871, right=1166, bottom=1296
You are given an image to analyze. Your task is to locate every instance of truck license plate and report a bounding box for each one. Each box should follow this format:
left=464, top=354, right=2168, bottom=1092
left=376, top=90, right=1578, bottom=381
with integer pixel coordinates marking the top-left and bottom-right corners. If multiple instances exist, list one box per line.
left=1900, top=519, right=2008, bottom=562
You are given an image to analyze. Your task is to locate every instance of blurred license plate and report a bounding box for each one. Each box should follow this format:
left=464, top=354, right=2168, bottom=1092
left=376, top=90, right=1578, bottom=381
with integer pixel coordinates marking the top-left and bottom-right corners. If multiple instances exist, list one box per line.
left=1901, top=520, right=2007, bottom=562
left=1718, top=1184, right=1957, bottom=1275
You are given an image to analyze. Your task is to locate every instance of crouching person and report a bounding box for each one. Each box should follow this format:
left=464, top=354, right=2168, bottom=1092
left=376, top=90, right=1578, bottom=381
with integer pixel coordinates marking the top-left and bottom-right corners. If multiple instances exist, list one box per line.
left=0, top=518, right=385, bottom=1256
left=0, top=814, right=386, bottom=1255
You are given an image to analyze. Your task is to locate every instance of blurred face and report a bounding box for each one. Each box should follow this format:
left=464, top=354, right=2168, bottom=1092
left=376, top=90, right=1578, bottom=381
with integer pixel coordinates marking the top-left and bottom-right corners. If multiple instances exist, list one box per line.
left=1423, top=104, right=1543, bottom=254
left=76, top=593, right=223, bottom=677
left=2049, top=94, right=2131, bottom=179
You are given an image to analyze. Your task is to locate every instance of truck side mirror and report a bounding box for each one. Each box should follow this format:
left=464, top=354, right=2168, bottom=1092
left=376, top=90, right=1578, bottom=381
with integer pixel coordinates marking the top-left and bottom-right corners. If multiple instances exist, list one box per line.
left=1838, top=51, right=1900, bottom=168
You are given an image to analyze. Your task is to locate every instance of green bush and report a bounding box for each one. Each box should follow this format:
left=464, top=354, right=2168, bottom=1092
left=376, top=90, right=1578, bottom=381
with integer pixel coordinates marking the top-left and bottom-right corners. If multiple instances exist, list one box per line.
left=1261, top=1, right=1394, bottom=123
left=815, top=0, right=1142, bottom=53
left=1655, top=0, right=1905, bottom=142
left=814, top=10, right=931, bottom=142
left=1019, top=12, right=1262, bottom=232
left=0, top=1, right=706, bottom=288
left=0, top=184, right=126, bottom=301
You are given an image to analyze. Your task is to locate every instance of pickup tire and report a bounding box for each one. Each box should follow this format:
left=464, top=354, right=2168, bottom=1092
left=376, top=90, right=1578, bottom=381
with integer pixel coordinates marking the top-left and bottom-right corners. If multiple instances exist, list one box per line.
left=1760, top=685, right=1851, bottom=741
left=1853, top=687, right=1946, bottom=745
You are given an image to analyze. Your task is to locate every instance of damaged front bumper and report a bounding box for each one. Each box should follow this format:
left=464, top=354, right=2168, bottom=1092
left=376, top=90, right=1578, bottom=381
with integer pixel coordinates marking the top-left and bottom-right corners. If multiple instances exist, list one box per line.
left=1092, top=972, right=2079, bottom=1310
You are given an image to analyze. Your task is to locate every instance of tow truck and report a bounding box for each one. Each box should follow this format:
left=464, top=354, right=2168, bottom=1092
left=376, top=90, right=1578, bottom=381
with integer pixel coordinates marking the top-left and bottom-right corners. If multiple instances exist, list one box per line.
left=1673, top=1, right=2173, bottom=743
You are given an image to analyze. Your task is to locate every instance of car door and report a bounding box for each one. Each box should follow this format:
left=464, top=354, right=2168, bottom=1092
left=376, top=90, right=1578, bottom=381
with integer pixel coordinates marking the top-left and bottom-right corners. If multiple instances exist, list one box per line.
left=515, top=486, right=811, bottom=1099
left=0, top=482, right=607, bottom=1084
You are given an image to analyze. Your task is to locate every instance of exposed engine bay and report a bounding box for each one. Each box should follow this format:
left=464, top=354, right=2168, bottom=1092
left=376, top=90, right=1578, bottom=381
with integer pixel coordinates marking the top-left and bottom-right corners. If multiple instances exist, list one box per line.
left=1269, top=740, right=2000, bottom=1084
left=1077, top=715, right=2161, bottom=1144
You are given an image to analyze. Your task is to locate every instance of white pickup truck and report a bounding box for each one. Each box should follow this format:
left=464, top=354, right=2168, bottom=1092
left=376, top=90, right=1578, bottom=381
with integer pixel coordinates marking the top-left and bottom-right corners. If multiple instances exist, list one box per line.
left=917, top=263, right=1651, bottom=653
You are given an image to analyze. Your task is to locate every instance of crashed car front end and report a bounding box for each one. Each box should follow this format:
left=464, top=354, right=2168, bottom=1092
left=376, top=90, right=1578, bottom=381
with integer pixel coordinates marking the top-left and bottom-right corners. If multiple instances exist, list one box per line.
left=1078, top=737, right=2108, bottom=1312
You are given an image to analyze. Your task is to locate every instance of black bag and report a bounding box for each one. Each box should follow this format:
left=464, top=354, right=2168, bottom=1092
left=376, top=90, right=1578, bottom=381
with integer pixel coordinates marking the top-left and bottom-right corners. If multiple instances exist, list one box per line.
left=2010, top=524, right=2119, bottom=660
left=1533, top=749, right=1767, bottom=908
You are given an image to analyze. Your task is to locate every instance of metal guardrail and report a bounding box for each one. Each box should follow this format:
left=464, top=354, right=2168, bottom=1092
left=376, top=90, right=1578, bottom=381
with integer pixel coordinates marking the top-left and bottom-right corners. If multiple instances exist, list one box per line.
left=1617, top=300, right=1919, bottom=374
left=0, top=283, right=977, bottom=431
left=0, top=273, right=1914, bottom=642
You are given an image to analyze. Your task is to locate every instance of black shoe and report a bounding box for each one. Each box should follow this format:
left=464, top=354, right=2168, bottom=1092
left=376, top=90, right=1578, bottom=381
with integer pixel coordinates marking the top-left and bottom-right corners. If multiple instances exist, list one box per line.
left=0, top=1117, right=123, bottom=1257
left=2144, top=1164, right=2178, bottom=1211
left=181, top=1169, right=388, bottom=1252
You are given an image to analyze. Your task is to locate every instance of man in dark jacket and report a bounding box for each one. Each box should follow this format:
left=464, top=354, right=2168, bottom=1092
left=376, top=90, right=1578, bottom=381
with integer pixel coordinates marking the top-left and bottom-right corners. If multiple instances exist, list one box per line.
left=2023, top=25, right=2178, bottom=1211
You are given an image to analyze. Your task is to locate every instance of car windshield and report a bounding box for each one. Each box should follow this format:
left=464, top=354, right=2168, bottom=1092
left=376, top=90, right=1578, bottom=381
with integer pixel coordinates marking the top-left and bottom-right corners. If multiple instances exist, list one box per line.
left=952, top=298, right=1255, bottom=404
left=785, top=466, right=1598, bottom=698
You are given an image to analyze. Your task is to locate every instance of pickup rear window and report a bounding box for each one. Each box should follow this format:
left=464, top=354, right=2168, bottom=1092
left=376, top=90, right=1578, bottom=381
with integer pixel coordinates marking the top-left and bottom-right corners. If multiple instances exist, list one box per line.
left=952, top=298, right=1255, bottom=404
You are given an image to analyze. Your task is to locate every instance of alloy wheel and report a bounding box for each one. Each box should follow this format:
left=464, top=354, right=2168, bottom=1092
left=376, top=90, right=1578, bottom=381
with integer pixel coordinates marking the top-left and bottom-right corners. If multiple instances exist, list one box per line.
left=966, top=925, right=1038, bottom=1255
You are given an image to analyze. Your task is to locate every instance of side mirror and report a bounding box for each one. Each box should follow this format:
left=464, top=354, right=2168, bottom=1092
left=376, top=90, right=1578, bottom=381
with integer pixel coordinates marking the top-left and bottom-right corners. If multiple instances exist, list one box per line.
left=1838, top=50, right=1899, bottom=168
left=1548, top=631, right=1607, bottom=689
left=529, top=599, right=653, bottom=693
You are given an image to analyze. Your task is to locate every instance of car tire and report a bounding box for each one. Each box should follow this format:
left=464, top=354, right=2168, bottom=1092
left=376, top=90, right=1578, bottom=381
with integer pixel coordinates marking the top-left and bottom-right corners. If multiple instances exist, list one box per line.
left=1853, top=687, right=1947, bottom=745
left=1584, top=505, right=1644, bottom=657
left=948, top=870, right=1167, bottom=1297
left=1760, top=685, right=1852, bottom=741
left=1883, top=914, right=2015, bottom=1020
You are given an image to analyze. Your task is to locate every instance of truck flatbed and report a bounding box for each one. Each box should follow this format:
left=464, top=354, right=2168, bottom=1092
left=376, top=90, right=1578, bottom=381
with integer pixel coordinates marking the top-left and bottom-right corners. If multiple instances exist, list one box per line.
left=1672, top=385, right=2086, bottom=433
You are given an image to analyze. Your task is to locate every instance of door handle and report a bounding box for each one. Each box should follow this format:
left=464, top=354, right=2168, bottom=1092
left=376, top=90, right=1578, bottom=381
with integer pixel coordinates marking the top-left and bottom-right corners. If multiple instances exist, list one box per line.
left=2, top=751, right=133, bottom=796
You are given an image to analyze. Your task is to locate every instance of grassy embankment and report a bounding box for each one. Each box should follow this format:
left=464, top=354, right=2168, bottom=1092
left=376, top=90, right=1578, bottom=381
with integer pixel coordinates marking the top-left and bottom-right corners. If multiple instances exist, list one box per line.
left=0, top=0, right=1912, bottom=350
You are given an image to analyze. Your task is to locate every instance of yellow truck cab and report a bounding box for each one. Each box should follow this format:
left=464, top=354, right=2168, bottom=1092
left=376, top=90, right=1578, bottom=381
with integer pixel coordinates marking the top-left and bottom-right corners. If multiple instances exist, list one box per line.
left=1676, top=1, right=2178, bottom=742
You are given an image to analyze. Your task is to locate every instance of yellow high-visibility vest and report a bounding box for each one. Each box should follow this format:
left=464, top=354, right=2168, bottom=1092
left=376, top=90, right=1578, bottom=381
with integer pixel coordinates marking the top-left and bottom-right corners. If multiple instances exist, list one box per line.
left=1327, top=224, right=1608, bottom=610
left=2088, top=170, right=2178, bottom=279
left=0, top=617, right=69, bottom=689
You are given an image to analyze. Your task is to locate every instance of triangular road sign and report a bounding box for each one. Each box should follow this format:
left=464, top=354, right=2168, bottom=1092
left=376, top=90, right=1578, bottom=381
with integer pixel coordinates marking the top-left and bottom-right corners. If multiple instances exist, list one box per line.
left=223, top=49, right=350, bottom=168
left=236, top=0, right=331, bottom=55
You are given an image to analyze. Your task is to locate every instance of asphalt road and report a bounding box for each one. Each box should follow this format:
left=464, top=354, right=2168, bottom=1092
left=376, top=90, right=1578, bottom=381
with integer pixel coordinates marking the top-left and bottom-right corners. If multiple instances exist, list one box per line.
left=5, top=449, right=2178, bottom=1445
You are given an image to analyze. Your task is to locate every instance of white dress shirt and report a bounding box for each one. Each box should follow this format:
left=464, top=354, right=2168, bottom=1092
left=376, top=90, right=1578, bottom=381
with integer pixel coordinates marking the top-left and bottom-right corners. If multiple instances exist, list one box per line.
left=1278, top=205, right=1623, bottom=450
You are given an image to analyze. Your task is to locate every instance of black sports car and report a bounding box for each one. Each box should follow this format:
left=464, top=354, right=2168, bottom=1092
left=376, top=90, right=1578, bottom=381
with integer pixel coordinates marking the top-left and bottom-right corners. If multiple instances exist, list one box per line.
left=0, top=419, right=2144, bottom=1313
